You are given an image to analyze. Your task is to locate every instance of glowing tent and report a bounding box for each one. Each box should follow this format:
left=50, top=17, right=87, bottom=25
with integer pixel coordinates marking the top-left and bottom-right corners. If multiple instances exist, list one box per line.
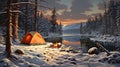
left=21, top=31, right=46, bottom=45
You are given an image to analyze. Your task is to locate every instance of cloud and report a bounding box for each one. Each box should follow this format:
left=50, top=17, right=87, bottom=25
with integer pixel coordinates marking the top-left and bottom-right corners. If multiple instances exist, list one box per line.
left=97, top=2, right=105, bottom=10
left=40, top=0, right=105, bottom=25
left=56, top=0, right=73, bottom=12
left=57, top=0, right=73, bottom=8
left=58, top=0, right=93, bottom=20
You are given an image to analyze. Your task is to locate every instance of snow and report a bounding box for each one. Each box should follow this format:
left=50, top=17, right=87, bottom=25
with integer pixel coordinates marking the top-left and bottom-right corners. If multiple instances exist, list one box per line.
left=99, top=52, right=120, bottom=64
left=90, top=35, right=120, bottom=42
left=0, top=42, right=120, bottom=67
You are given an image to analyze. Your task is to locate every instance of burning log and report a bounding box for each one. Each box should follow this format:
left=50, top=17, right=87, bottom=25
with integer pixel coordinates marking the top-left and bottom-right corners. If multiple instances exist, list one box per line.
left=50, top=42, right=62, bottom=48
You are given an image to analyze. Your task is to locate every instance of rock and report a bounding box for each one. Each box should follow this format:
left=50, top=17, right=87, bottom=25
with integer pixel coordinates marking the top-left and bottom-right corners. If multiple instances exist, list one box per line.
left=112, top=53, right=120, bottom=58
left=36, top=54, right=41, bottom=57
left=68, top=58, right=76, bottom=61
left=88, top=47, right=99, bottom=54
left=70, top=50, right=79, bottom=53
left=14, top=49, right=24, bottom=55
left=108, top=58, right=116, bottom=64
left=56, top=62, right=63, bottom=64
left=29, top=65, right=34, bottom=67
left=29, top=50, right=33, bottom=52
left=70, top=62, right=76, bottom=65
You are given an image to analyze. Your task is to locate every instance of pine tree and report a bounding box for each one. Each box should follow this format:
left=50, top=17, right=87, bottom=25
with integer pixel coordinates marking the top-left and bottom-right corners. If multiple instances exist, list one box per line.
left=51, top=8, right=57, bottom=33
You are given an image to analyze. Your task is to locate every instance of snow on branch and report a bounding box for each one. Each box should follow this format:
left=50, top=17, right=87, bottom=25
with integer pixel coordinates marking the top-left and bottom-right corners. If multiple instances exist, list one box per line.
left=10, top=10, right=21, bottom=13
left=11, top=10, right=26, bottom=16
left=11, top=2, right=34, bottom=6
left=39, top=0, right=48, bottom=3
left=39, top=5, right=51, bottom=10
left=0, top=12, right=7, bottom=14
left=0, top=10, right=26, bottom=16
left=11, top=0, right=48, bottom=6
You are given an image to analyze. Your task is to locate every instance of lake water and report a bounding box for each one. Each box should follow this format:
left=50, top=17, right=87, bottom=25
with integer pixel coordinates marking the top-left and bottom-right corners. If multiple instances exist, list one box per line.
left=62, top=34, right=89, bottom=52
left=62, top=34, right=82, bottom=49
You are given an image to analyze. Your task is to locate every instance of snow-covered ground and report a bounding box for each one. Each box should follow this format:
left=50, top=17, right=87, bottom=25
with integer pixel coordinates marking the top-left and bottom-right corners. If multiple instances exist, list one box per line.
left=90, top=35, right=120, bottom=42
left=0, top=42, right=120, bottom=67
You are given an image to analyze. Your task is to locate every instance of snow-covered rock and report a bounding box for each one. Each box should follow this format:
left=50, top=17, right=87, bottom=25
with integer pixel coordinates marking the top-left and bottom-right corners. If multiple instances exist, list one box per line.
left=88, top=47, right=99, bottom=54
left=14, top=49, right=24, bottom=55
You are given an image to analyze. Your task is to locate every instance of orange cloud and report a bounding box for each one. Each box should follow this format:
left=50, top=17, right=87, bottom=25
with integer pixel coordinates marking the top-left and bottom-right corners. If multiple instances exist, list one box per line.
left=57, top=19, right=87, bottom=25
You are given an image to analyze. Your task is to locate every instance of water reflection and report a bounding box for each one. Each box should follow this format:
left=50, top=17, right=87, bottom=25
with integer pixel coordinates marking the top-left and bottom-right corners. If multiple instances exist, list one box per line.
left=63, top=34, right=80, bottom=41
left=62, top=40, right=80, bottom=45
left=62, top=34, right=80, bottom=45
left=62, top=34, right=92, bottom=52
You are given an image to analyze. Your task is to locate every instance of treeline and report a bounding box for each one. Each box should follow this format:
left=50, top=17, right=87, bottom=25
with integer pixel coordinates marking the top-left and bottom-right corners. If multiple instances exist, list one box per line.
left=83, top=0, right=120, bottom=35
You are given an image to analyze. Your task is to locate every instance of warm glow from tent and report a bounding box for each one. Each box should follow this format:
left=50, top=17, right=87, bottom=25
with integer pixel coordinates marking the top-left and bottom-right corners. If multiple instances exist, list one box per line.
left=21, top=32, right=46, bottom=45
left=26, top=35, right=32, bottom=40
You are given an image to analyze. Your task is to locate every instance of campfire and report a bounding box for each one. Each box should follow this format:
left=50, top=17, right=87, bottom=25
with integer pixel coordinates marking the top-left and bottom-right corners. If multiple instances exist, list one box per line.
left=50, top=42, right=62, bottom=48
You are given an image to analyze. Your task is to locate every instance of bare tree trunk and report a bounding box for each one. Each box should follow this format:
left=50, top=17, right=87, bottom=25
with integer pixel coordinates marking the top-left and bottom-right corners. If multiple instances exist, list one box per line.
left=25, top=0, right=28, bottom=34
left=6, top=0, right=13, bottom=57
left=34, top=0, right=37, bottom=31
left=13, top=0, right=19, bottom=40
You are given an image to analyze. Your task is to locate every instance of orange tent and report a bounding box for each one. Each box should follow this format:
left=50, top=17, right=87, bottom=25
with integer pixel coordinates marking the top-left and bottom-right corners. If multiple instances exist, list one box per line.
left=21, top=31, right=46, bottom=45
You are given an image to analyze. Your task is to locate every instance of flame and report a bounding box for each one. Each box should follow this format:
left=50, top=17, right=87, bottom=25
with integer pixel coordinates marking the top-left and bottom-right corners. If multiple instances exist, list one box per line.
left=50, top=42, right=61, bottom=48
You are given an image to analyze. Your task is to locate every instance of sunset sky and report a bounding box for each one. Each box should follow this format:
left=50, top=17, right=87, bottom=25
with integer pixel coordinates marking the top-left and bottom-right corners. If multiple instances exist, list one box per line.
left=40, top=0, right=109, bottom=25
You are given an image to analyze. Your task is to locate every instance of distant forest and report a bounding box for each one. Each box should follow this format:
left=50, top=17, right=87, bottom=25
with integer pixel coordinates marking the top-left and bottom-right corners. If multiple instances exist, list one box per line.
left=82, top=0, right=120, bottom=35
